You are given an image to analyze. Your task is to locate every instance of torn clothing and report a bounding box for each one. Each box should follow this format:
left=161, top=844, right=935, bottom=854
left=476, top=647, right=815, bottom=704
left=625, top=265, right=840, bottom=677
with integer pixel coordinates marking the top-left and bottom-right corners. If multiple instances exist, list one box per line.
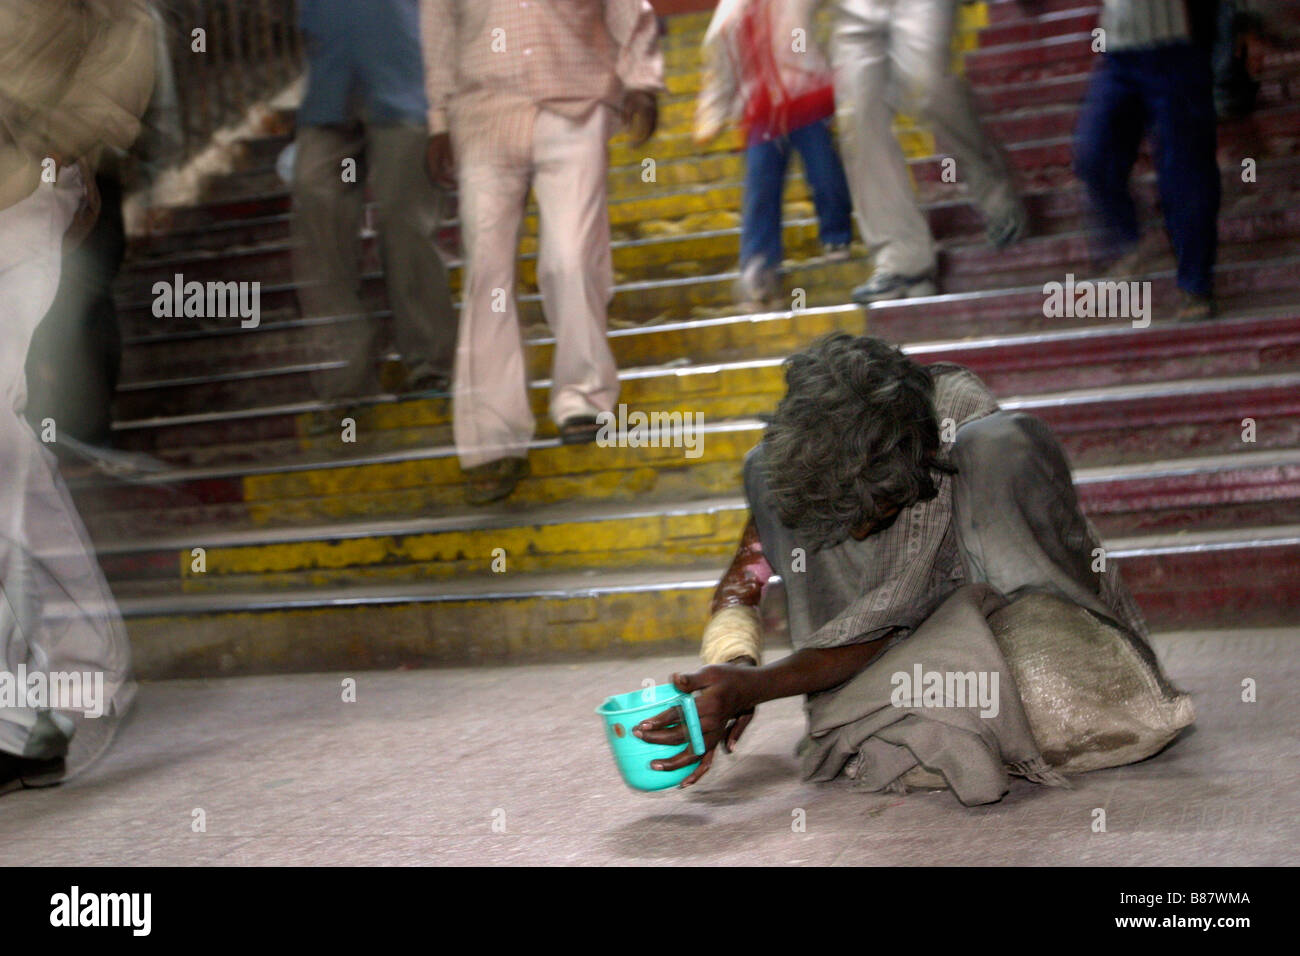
left=742, top=365, right=1181, bottom=801
left=799, top=584, right=1067, bottom=806
left=746, top=367, right=1149, bottom=652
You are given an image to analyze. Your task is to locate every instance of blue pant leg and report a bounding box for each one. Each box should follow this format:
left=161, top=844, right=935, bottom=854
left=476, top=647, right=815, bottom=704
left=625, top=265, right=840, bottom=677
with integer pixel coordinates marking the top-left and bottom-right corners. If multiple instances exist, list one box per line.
left=1073, top=54, right=1147, bottom=258
left=788, top=119, right=854, bottom=247
left=741, top=137, right=790, bottom=270
left=1141, top=44, right=1220, bottom=296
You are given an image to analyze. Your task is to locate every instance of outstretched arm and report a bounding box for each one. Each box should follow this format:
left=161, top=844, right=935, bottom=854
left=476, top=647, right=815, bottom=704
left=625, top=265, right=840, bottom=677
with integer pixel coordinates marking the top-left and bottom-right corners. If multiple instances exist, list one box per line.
left=637, top=643, right=891, bottom=780
left=646, top=516, right=893, bottom=786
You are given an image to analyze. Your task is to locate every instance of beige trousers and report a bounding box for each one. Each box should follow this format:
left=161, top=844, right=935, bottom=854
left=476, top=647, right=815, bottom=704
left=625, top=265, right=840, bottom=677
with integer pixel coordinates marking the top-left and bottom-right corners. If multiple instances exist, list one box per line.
left=453, top=107, right=619, bottom=468
left=0, top=169, right=134, bottom=762
left=831, top=0, right=1018, bottom=275
left=292, top=122, right=457, bottom=400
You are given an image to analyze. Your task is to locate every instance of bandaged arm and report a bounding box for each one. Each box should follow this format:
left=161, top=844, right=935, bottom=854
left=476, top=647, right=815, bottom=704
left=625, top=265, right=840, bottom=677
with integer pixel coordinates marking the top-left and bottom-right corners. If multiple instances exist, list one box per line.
left=699, top=515, right=899, bottom=708
left=700, top=517, right=770, bottom=665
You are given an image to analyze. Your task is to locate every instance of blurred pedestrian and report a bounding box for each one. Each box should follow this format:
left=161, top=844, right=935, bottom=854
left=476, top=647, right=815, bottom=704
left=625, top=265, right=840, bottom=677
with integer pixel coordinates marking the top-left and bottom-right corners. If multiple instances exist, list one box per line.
left=421, top=0, right=664, bottom=505
left=293, top=0, right=457, bottom=402
left=24, top=0, right=183, bottom=451
left=1212, top=0, right=1259, bottom=119
left=830, top=0, right=1028, bottom=305
left=1073, top=0, right=1221, bottom=320
left=695, top=0, right=854, bottom=310
left=0, top=0, right=153, bottom=791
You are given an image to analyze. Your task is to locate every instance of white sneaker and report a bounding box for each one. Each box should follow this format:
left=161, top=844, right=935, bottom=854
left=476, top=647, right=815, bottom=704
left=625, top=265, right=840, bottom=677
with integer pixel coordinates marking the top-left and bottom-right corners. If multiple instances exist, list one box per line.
left=851, top=270, right=937, bottom=305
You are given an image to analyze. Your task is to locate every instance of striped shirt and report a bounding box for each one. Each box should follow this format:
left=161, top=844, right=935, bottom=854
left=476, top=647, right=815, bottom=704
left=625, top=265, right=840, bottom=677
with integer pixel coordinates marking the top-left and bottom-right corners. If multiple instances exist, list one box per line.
left=1100, top=0, right=1192, bottom=51
left=418, top=0, right=664, bottom=163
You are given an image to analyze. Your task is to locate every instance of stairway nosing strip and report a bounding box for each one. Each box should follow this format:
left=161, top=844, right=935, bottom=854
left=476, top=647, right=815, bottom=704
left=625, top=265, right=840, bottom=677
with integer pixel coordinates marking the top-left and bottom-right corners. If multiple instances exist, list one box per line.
left=94, top=496, right=751, bottom=554
left=70, top=438, right=1300, bottom=502
left=111, top=313, right=1300, bottom=431
left=75, top=418, right=773, bottom=486
left=104, top=527, right=1300, bottom=617
left=108, top=573, right=723, bottom=616
left=119, top=356, right=1300, bottom=412
left=119, top=180, right=1300, bottom=308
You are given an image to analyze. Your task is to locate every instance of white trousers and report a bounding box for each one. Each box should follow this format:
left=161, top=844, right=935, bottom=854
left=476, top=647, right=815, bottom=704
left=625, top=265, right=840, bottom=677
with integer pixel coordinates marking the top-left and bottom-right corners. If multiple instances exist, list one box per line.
left=0, top=169, right=134, bottom=762
left=831, top=0, right=1018, bottom=274
left=453, top=107, right=619, bottom=468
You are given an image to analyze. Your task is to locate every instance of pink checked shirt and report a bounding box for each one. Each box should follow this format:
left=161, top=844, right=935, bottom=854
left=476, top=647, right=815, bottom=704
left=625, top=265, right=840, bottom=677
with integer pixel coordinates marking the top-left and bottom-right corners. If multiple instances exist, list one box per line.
left=419, top=0, right=665, bottom=163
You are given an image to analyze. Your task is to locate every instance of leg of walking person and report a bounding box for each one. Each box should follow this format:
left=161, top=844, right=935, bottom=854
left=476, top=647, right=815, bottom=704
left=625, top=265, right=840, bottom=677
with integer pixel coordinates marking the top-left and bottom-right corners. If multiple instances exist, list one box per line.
left=741, top=135, right=789, bottom=271
left=1, top=168, right=134, bottom=779
left=292, top=123, right=377, bottom=401
left=530, top=107, right=620, bottom=439
left=891, top=0, right=1024, bottom=247
left=738, top=134, right=789, bottom=304
left=24, top=172, right=126, bottom=448
left=366, top=122, right=458, bottom=389
left=831, top=0, right=937, bottom=301
left=1073, top=52, right=1148, bottom=269
left=788, top=118, right=854, bottom=252
left=452, top=147, right=534, bottom=480
left=1141, top=44, right=1220, bottom=311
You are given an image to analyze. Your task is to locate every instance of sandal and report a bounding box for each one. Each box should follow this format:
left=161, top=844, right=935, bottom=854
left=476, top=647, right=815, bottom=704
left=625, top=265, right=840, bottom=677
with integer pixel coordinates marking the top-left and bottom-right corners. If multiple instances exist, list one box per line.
left=558, top=414, right=603, bottom=446
left=463, top=456, right=530, bottom=506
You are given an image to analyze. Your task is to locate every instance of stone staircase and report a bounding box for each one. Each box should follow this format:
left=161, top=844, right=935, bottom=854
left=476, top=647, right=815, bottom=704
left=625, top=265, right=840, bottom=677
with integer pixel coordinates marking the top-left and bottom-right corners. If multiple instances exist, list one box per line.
left=78, top=0, right=1300, bottom=678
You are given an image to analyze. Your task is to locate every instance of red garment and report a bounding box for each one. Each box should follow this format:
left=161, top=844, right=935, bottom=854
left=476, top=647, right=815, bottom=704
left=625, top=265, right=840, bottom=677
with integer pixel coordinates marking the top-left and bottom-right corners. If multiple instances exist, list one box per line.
left=736, top=2, right=835, bottom=142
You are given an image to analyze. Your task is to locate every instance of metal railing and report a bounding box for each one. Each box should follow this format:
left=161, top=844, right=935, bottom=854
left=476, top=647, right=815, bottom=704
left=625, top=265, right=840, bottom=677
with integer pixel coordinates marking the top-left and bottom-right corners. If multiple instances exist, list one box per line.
left=159, top=0, right=302, bottom=161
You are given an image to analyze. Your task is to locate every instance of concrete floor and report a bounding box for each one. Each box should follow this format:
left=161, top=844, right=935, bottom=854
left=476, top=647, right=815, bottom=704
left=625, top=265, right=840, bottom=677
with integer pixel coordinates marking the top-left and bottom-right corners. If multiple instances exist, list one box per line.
left=2, top=629, right=1296, bottom=866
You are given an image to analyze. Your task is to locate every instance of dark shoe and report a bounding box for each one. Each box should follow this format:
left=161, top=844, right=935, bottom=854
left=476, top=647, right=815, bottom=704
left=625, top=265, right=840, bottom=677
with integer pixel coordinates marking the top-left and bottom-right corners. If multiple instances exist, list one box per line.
left=558, top=414, right=602, bottom=445
left=402, top=368, right=452, bottom=397
left=851, top=269, right=937, bottom=305
left=0, top=752, right=66, bottom=796
left=463, top=456, right=530, bottom=506
left=1171, top=290, right=1217, bottom=323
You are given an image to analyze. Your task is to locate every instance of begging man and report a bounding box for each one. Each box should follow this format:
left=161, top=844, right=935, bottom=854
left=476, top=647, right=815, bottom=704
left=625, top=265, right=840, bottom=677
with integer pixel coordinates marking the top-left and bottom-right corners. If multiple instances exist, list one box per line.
left=636, top=334, right=1193, bottom=805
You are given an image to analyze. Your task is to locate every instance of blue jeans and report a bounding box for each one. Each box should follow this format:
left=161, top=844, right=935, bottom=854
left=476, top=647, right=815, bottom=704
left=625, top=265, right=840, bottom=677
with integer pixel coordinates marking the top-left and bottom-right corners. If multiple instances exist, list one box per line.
left=741, top=118, right=853, bottom=271
left=1073, top=43, right=1220, bottom=296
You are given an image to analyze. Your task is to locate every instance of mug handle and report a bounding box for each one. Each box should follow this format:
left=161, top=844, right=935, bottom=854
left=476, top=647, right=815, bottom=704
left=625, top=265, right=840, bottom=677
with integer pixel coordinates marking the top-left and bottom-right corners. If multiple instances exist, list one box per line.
left=679, top=693, right=707, bottom=757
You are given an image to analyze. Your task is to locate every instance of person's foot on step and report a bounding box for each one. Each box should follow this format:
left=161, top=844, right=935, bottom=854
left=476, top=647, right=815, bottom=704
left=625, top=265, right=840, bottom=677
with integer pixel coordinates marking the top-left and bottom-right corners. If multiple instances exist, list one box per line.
left=1171, top=289, right=1217, bottom=323
left=986, top=203, right=1028, bottom=250
left=558, top=414, right=602, bottom=445
left=463, top=456, right=530, bottom=506
left=822, top=242, right=851, bottom=262
left=401, top=363, right=452, bottom=397
left=851, top=269, right=937, bottom=305
left=733, top=258, right=781, bottom=309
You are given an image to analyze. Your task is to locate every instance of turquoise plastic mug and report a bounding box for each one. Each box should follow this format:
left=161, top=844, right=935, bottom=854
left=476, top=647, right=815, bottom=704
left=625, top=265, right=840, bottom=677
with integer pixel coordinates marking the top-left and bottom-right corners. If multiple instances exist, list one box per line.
left=596, top=683, right=706, bottom=791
